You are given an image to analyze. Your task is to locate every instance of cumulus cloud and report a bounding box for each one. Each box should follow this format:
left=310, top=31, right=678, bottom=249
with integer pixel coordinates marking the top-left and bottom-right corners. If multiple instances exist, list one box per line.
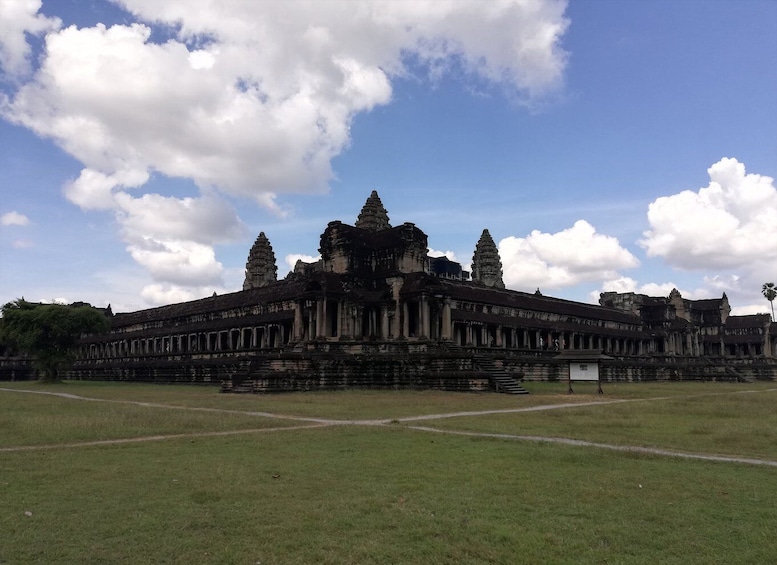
left=640, top=158, right=777, bottom=269
left=592, top=277, right=688, bottom=300
left=636, top=158, right=777, bottom=313
left=4, top=1, right=569, bottom=200
left=1, top=210, right=29, bottom=226
left=588, top=277, right=715, bottom=305
left=285, top=253, right=321, bottom=273
left=127, top=239, right=223, bottom=286
left=140, top=283, right=224, bottom=307
left=428, top=248, right=458, bottom=261
left=114, top=192, right=246, bottom=245
left=0, top=0, right=60, bottom=76
left=1, top=0, right=569, bottom=305
left=500, top=220, right=639, bottom=291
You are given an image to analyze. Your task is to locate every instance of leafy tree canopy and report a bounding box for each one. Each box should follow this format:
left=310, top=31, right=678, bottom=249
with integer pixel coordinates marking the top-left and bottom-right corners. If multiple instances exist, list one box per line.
left=0, top=299, right=110, bottom=381
left=763, top=283, right=777, bottom=322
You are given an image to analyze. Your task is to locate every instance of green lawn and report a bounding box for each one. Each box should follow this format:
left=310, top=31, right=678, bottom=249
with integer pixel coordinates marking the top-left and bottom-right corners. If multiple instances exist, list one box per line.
left=1, top=380, right=776, bottom=564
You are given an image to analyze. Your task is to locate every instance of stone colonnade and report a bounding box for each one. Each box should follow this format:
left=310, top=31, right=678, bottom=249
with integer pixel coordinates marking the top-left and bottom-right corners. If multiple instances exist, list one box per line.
left=81, top=321, right=292, bottom=360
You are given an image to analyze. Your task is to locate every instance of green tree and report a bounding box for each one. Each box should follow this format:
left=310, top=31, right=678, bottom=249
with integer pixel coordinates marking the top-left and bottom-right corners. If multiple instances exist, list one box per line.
left=763, top=282, right=777, bottom=322
left=0, top=299, right=110, bottom=382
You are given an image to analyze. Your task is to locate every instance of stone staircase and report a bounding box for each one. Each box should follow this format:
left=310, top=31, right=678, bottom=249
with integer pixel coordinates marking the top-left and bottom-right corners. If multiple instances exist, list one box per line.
left=221, top=357, right=270, bottom=393
left=699, top=355, right=754, bottom=383
left=472, top=353, right=529, bottom=395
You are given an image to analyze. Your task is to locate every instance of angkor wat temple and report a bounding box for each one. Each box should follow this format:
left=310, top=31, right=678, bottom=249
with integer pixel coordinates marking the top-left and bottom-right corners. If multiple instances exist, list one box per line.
left=55, top=192, right=777, bottom=390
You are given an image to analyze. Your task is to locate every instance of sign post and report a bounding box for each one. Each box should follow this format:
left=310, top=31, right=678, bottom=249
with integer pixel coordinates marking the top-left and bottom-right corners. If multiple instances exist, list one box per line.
left=555, top=350, right=610, bottom=394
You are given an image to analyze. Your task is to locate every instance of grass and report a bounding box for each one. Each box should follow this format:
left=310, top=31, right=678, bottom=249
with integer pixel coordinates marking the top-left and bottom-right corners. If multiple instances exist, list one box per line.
left=1, top=380, right=776, bottom=564
left=425, top=384, right=777, bottom=460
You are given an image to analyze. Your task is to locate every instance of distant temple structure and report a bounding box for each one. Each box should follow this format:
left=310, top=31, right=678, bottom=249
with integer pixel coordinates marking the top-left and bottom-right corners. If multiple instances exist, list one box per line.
left=13, top=191, right=772, bottom=390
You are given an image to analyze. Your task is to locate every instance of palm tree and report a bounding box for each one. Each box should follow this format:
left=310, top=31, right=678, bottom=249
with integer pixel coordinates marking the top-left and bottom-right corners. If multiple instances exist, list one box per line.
left=763, top=282, right=777, bottom=322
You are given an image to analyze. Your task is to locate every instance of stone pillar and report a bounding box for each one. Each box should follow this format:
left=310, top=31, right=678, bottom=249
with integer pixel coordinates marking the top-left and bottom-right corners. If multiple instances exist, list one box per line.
left=403, top=303, right=410, bottom=338
left=294, top=302, right=304, bottom=341
left=316, top=299, right=325, bottom=337
left=420, top=296, right=430, bottom=338
left=335, top=300, right=342, bottom=338
left=262, top=326, right=270, bottom=348
left=442, top=300, right=452, bottom=340
left=381, top=307, right=390, bottom=339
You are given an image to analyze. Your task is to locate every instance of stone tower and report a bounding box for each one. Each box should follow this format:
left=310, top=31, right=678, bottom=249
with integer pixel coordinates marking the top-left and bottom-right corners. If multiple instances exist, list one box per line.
left=471, top=229, right=505, bottom=289
left=355, top=190, right=391, bottom=231
left=243, top=232, right=277, bottom=290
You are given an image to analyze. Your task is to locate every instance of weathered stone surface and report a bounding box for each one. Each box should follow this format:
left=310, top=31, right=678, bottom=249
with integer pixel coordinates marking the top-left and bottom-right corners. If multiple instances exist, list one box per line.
left=45, top=191, right=776, bottom=390
left=471, top=229, right=505, bottom=289
left=355, top=190, right=391, bottom=231
left=243, top=232, right=277, bottom=290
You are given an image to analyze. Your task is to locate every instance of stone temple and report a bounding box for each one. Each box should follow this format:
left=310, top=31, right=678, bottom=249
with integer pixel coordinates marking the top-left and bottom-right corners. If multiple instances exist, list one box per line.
left=63, top=191, right=776, bottom=391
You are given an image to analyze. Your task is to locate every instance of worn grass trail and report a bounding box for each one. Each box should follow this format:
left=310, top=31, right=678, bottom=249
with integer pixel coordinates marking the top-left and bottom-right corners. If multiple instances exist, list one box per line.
left=2, top=381, right=777, bottom=564
left=2, top=383, right=777, bottom=467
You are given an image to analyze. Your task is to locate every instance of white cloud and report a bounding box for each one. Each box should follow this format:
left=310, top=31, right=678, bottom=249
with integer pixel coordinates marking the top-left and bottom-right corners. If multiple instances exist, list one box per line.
left=731, top=304, right=772, bottom=317
left=0, top=0, right=60, bottom=76
left=140, top=283, right=224, bottom=307
left=640, top=158, right=777, bottom=269
left=114, top=190, right=246, bottom=290
left=500, top=220, right=639, bottom=291
left=590, top=277, right=686, bottom=302
left=428, top=248, right=458, bottom=261
left=127, top=239, right=224, bottom=286
left=64, top=168, right=149, bottom=210
left=1, top=0, right=570, bottom=305
left=0, top=210, right=29, bottom=226
left=285, top=253, right=321, bottom=273
left=589, top=277, right=716, bottom=305
left=4, top=1, right=568, bottom=200
left=114, top=192, right=246, bottom=245
left=11, top=238, right=33, bottom=248
left=39, top=297, right=68, bottom=304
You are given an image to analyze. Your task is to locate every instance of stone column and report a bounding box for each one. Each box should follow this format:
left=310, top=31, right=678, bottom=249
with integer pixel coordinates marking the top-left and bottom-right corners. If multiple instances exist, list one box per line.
left=262, top=326, right=270, bottom=348
left=403, top=303, right=410, bottom=338
left=420, top=296, right=430, bottom=338
left=381, top=307, right=390, bottom=339
left=442, top=299, right=452, bottom=340
left=293, top=301, right=304, bottom=341
left=316, top=299, right=324, bottom=337
left=335, top=300, right=342, bottom=338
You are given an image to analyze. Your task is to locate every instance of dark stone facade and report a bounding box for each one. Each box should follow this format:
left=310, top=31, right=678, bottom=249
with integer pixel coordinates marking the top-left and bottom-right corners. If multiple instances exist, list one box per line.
left=56, top=192, right=777, bottom=390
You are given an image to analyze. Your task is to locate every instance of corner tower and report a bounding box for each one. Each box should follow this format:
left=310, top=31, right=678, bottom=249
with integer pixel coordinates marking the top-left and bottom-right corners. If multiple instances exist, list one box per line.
left=471, top=229, right=504, bottom=289
left=243, top=232, right=277, bottom=290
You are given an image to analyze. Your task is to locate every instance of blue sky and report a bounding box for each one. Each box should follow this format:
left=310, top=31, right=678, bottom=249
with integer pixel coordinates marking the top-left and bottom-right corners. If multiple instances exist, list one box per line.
left=1, top=0, right=776, bottom=315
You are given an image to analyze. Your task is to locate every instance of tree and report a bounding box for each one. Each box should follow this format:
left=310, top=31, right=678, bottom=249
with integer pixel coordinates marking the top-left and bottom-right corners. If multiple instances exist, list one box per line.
left=0, top=299, right=110, bottom=382
left=763, top=282, right=777, bottom=322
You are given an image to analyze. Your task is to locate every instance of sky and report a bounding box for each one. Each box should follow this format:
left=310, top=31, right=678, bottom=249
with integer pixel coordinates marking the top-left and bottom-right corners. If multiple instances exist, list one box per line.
left=1, top=0, right=776, bottom=316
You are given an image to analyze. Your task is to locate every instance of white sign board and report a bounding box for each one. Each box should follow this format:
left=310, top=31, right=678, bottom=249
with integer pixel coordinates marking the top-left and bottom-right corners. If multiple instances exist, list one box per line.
left=569, top=362, right=600, bottom=381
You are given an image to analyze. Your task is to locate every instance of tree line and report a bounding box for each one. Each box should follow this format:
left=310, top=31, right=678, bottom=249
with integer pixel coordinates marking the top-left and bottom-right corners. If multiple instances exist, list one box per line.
left=0, top=299, right=110, bottom=382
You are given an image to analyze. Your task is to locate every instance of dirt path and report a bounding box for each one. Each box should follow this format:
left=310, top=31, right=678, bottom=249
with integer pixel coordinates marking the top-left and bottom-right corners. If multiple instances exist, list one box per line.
left=3, top=386, right=777, bottom=467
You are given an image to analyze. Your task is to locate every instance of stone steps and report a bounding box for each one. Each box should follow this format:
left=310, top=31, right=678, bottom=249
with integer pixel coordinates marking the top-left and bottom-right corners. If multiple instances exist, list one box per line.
left=473, top=354, right=529, bottom=395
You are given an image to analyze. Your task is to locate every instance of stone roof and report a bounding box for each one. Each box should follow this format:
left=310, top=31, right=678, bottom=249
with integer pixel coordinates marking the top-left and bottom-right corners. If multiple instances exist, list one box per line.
left=111, top=280, right=306, bottom=329
left=439, top=280, right=640, bottom=325
left=725, top=314, right=771, bottom=329
left=689, top=298, right=725, bottom=311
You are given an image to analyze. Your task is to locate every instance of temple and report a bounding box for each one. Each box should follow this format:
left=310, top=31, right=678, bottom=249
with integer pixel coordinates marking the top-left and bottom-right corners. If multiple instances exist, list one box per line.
left=29, top=192, right=777, bottom=390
